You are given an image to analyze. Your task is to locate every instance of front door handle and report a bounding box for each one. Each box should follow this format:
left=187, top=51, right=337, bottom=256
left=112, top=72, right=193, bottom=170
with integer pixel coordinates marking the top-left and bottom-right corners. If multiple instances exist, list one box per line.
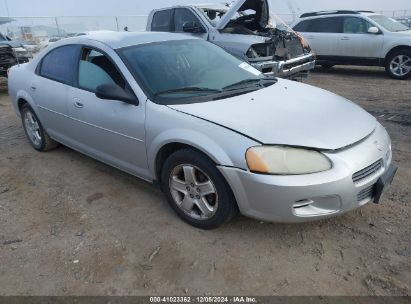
left=341, top=37, right=350, bottom=40
left=73, top=99, right=84, bottom=108
left=30, top=86, right=36, bottom=91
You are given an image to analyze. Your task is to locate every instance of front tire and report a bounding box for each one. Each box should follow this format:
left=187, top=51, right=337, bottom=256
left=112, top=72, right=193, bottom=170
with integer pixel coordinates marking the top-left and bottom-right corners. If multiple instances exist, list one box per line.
left=161, top=149, right=238, bottom=229
left=21, top=104, right=59, bottom=151
left=385, top=50, right=411, bottom=80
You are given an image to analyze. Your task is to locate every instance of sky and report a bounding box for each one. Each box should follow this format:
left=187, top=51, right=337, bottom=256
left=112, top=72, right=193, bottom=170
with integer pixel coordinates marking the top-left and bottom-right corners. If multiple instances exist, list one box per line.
left=1, top=0, right=410, bottom=17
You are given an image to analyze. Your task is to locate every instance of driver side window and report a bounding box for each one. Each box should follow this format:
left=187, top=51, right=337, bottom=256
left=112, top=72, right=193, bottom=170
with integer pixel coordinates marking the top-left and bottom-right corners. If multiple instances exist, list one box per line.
left=78, top=47, right=126, bottom=92
left=174, top=8, right=203, bottom=32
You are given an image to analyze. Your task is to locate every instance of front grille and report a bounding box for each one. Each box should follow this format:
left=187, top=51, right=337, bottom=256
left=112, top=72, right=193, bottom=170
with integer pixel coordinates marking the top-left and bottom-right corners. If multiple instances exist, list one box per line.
left=352, top=159, right=383, bottom=183
left=262, top=67, right=273, bottom=73
left=0, top=53, right=14, bottom=63
left=0, top=45, right=15, bottom=64
left=357, top=184, right=376, bottom=202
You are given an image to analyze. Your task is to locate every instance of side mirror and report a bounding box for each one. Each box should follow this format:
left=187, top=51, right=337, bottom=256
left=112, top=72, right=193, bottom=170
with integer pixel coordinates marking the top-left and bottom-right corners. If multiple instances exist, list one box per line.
left=182, top=21, right=206, bottom=33
left=368, top=27, right=380, bottom=34
left=95, top=83, right=138, bottom=105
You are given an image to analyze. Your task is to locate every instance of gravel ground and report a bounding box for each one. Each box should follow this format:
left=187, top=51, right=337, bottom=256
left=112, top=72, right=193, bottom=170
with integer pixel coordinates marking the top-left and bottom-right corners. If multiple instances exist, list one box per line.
left=0, top=66, right=410, bottom=296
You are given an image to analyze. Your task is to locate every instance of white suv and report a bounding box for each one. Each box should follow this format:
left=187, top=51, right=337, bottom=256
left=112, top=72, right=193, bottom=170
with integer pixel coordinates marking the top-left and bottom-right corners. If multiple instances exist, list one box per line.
left=292, top=11, right=411, bottom=79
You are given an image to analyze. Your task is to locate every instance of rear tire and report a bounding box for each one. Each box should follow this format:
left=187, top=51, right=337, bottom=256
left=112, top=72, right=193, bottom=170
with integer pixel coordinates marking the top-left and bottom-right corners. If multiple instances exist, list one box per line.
left=385, top=49, right=411, bottom=80
left=21, top=104, right=59, bottom=152
left=161, top=148, right=238, bottom=229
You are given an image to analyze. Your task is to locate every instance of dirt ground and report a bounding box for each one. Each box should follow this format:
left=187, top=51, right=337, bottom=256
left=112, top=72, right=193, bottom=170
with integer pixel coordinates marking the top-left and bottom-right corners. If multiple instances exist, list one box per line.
left=0, top=66, right=410, bottom=296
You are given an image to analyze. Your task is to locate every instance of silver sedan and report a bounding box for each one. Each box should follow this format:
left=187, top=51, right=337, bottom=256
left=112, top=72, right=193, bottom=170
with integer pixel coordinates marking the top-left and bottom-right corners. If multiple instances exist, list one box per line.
left=8, top=32, right=397, bottom=229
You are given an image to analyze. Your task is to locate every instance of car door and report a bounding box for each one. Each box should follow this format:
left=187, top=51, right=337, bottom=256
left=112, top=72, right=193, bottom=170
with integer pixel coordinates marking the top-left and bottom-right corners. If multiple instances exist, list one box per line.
left=296, top=17, right=344, bottom=57
left=339, top=16, right=384, bottom=59
left=33, top=44, right=81, bottom=141
left=66, top=46, right=149, bottom=179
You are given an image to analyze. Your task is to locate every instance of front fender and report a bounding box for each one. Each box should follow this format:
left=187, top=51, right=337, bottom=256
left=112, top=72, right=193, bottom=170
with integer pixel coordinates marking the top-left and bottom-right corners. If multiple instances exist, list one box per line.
left=145, top=102, right=258, bottom=179
left=147, top=128, right=235, bottom=177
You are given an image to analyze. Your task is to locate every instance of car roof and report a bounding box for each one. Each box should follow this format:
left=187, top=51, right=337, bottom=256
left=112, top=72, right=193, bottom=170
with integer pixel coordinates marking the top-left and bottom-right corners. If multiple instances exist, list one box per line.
left=299, top=10, right=381, bottom=19
left=195, top=3, right=229, bottom=11
left=66, top=31, right=196, bottom=49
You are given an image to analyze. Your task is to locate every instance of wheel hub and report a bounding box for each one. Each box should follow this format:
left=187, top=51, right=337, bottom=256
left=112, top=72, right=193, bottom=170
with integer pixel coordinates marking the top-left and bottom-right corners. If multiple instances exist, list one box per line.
left=24, top=111, right=42, bottom=147
left=169, top=164, right=218, bottom=220
left=390, top=54, right=411, bottom=77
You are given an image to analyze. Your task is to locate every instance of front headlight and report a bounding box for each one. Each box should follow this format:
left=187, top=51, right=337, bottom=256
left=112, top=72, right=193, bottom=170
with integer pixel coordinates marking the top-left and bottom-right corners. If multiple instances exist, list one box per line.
left=246, top=146, right=332, bottom=175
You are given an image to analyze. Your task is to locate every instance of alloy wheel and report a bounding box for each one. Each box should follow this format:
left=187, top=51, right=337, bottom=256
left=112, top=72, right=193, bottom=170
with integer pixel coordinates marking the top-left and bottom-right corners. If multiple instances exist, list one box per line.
left=23, top=111, right=42, bottom=147
left=169, top=164, right=218, bottom=220
left=390, top=54, right=411, bottom=77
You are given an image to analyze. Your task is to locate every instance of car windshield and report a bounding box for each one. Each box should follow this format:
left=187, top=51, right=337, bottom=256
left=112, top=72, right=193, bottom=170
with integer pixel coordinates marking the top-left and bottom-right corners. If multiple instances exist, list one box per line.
left=119, top=39, right=275, bottom=104
left=369, top=15, right=410, bottom=32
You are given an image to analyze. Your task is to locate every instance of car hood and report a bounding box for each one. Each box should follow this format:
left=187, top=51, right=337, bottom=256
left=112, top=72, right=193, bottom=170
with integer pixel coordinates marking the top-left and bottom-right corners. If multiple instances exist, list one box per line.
left=168, top=79, right=377, bottom=150
left=215, top=0, right=269, bottom=30
left=0, top=40, right=22, bottom=48
left=389, top=29, right=411, bottom=37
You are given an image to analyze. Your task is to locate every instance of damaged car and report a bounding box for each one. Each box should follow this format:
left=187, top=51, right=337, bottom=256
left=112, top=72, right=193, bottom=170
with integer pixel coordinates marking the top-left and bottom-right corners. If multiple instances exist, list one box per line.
left=146, top=0, right=316, bottom=80
left=9, top=32, right=397, bottom=229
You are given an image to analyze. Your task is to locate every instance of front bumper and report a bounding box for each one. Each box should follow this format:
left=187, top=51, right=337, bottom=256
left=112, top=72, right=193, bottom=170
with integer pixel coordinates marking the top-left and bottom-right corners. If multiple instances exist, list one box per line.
left=0, top=60, right=17, bottom=77
left=218, top=123, right=395, bottom=223
left=251, top=53, right=316, bottom=79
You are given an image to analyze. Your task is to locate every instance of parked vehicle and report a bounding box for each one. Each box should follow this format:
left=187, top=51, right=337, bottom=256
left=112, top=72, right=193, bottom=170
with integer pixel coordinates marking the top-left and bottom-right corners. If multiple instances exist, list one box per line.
left=396, top=18, right=411, bottom=28
left=75, top=30, right=116, bottom=37
left=292, top=11, right=411, bottom=79
left=39, top=37, right=61, bottom=50
left=21, top=40, right=41, bottom=53
left=146, top=0, right=315, bottom=80
left=0, top=33, right=32, bottom=64
left=8, top=32, right=397, bottom=229
left=0, top=43, right=17, bottom=77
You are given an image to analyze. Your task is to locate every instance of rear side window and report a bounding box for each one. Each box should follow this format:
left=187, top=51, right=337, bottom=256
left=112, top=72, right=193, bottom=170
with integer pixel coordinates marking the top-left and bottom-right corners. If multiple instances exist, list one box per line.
left=302, top=17, right=343, bottom=33
left=151, top=10, right=173, bottom=32
left=39, top=45, right=80, bottom=85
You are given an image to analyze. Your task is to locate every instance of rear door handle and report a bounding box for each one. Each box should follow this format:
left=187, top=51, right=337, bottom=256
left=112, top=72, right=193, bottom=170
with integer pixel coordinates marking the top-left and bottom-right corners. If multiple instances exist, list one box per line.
left=341, top=37, right=350, bottom=40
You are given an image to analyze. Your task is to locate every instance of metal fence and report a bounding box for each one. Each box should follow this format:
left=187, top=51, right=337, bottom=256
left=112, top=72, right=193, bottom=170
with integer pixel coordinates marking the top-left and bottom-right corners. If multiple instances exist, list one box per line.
left=1, top=9, right=411, bottom=43
left=0, top=16, right=148, bottom=43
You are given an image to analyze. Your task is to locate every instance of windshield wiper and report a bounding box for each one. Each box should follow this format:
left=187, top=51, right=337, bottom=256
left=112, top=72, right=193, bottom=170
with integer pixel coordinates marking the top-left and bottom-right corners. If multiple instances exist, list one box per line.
left=222, top=77, right=277, bottom=91
left=155, top=87, right=222, bottom=96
